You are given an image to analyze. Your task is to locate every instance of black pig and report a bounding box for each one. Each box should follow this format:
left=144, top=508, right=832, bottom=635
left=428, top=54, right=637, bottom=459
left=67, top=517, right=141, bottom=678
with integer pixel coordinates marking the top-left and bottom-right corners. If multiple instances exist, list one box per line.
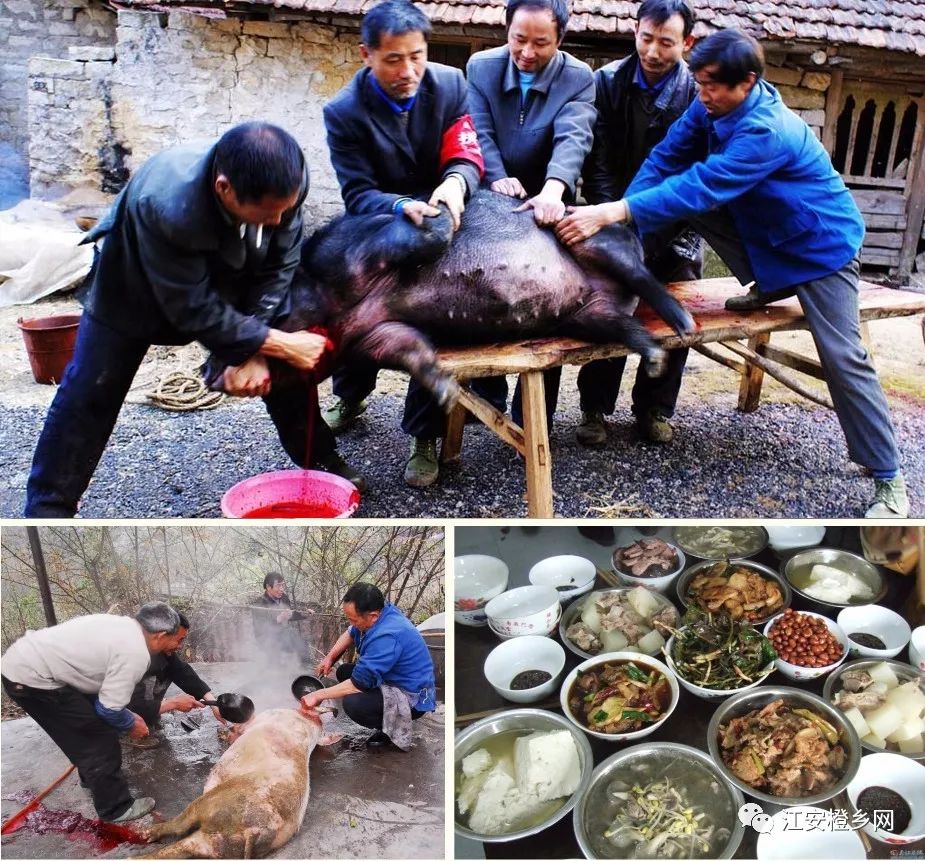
left=285, top=189, right=696, bottom=408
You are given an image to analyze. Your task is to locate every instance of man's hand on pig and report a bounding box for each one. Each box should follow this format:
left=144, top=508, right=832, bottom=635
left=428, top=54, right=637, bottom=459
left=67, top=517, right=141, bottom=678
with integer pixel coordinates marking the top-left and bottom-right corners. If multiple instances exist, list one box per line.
left=299, top=690, right=326, bottom=716
left=260, top=329, right=327, bottom=372
left=428, top=174, right=467, bottom=231
left=223, top=354, right=271, bottom=397
left=490, top=177, right=527, bottom=199
left=128, top=712, right=150, bottom=739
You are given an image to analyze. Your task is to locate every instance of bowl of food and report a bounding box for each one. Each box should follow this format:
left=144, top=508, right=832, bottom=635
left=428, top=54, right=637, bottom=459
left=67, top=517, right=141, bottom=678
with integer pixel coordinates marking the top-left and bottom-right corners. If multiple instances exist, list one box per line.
left=783, top=547, right=886, bottom=613
left=559, top=587, right=679, bottom=660
left=707, top=686, right=861, bottom=807
left=485, top=585, right=561, bottom=639
left=483, top=636, right=566, bottom=704
left=836, top=604, right=911, bottom=659
left=664, top=609, right=777, bottom=700
left=823, top=658, right=925, bottom=760
left=672, top=526, right=768, bottom=561
left=528, top=555, right=597, bottom=603
left=454, top=555, right=509, bottom=626
left=611, top=538, right=686, bottom=595
left=677, top=559, right=790, bottom=625
left=574, top=743, right=745, bottom=859
left=764, top=609, right=848, bottom=681
left=560, top=652, right=679, bottom=742
left=845, top=751, right=925, bottom=845
left=454, top=708, right=593, bottom=842
left=755, top=806, right=866, bottom=860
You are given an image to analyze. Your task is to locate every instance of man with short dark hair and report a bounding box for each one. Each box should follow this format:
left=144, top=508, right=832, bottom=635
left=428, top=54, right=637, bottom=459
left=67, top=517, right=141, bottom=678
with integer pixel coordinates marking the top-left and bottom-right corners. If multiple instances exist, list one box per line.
left=250, top=572, right=308, bottom=657
left=557, top=29, right=908, bottom=518
left=321, top=0, right=485, bottom=488
left=300, top=582, right=435, bottom=750
left=24, top=121, right=363, bottom=518
left=573, top=0, right=699, bottom=448
left=1, top=602, right=187, bottom=822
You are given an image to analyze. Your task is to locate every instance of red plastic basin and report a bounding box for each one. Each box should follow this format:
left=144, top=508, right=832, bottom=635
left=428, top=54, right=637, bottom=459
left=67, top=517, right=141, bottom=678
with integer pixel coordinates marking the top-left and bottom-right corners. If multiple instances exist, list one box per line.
left=221, top=469, right=360, bottom=519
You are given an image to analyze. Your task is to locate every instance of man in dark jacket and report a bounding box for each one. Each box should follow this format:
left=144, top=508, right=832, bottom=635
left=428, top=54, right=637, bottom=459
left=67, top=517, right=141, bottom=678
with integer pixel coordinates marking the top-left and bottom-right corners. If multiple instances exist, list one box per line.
left=24, top=122, right=363, bottom=517
left=574, top=0, right=700, bottom=448
left=250, top=572, right=308, bottom=658
left=466, top=0, right=596, bottom=430
left=321, top=0, right=485, bottom=489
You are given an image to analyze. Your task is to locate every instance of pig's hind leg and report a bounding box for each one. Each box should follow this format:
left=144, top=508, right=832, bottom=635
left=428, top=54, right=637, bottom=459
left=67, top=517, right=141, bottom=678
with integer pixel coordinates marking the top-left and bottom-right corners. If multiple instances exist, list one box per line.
left=139, top=830, right=220, bottom=859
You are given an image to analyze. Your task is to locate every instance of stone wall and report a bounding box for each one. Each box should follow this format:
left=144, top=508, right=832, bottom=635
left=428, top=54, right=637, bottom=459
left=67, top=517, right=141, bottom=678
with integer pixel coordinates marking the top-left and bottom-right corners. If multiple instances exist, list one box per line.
left=1, top=0, right=114, bottom=169
left=764, top=64, right=830, bottom=139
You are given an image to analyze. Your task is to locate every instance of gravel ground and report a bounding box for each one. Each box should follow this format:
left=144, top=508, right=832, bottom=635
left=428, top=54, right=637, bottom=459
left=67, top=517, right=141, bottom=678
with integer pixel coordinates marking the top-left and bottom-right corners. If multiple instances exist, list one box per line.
left=2, top=363, right=923, bottom=519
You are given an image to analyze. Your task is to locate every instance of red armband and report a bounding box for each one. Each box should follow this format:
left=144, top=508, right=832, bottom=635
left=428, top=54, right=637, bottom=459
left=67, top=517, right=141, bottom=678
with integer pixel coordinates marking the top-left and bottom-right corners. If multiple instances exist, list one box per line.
left=439, top=114, right=484, bottom=178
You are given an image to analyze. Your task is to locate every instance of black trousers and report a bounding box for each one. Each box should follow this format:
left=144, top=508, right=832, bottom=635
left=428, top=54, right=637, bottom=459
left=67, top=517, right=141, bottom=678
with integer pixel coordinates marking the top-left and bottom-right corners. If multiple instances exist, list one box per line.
left=2, top=677, right=133, bottom=820
left=335, top=664, right=424, bottom=731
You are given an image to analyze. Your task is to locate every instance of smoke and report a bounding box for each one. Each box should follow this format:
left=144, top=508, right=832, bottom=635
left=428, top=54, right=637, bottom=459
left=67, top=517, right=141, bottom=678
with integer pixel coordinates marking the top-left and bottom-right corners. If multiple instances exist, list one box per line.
left=0, top=144, right=29, bottom=210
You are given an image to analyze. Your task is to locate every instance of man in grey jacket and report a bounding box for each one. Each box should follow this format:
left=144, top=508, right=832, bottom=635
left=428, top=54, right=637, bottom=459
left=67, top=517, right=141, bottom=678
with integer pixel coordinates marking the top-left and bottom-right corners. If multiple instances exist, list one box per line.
left=574, top=0, right=700, bottom=448
left=24, top=122, right=363, bottom=517
left=466, top=0, right=595, bottom=426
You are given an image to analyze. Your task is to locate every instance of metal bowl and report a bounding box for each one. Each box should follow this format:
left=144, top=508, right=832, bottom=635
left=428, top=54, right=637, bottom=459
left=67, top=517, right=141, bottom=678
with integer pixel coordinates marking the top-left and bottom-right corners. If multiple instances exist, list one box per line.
left=783, top=547, right=887, bottom=613
left=823, top=658, right=925, bottom=762
left=676, top=559, right=792, bottom=625
left=454, top=708, right=594, bottom=842
left=574, top=742, right=745, bottom=859
left=672, top=526, right=768, bottom=561
left=559, top=587, right=678, bottom=660
left=707, top=686, right=862, bottom=807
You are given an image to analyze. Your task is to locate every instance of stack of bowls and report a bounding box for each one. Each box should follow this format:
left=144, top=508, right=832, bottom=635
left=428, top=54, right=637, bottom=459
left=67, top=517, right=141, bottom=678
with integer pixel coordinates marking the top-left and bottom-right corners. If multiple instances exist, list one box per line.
left=484, top=585, right=561, bottom=640
left=454, top=554, right=509, bottom=626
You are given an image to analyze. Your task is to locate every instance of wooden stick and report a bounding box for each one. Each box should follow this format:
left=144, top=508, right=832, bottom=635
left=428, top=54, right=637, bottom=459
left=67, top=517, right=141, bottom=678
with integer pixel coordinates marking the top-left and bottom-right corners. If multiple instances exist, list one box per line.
left=455, top=699, right=561, bottom=726
left=693, top=344, right=745, bottom=374
left=1, top=764, right=76, bottom=835
left=720, top=340, right=834, bottom=409
left=595, top=566, right=622, bottom=588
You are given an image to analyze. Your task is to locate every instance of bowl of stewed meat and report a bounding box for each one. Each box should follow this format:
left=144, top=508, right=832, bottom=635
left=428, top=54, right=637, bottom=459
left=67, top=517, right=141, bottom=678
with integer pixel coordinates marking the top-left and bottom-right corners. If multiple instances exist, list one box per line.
left=560, top=653, right=679, bottom=742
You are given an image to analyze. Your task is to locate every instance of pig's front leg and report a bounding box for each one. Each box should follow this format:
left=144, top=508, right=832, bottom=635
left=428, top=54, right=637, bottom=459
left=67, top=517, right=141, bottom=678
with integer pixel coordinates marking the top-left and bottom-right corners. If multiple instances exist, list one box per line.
left=352, top=322, right=460, bottom=410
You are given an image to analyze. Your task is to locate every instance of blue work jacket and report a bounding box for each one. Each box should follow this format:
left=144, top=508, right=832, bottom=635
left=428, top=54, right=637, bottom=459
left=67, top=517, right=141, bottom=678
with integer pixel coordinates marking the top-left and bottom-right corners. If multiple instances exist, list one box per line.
left=625, top=78, right=865, bottom=292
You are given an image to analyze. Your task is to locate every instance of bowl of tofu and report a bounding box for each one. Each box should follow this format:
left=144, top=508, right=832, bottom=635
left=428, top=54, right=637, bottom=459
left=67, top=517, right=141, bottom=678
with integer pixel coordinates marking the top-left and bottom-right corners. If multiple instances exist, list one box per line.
left=783, top=547, right=887, bottom=613
left=823, top=658, right=925, bottom=760
left=454, top=708, right=593, bottom=842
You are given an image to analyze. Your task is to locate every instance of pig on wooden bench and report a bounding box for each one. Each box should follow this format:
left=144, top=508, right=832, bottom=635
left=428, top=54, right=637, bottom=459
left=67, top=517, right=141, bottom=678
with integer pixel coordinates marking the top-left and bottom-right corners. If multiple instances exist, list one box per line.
left=141, top=709, right=326, bottom=858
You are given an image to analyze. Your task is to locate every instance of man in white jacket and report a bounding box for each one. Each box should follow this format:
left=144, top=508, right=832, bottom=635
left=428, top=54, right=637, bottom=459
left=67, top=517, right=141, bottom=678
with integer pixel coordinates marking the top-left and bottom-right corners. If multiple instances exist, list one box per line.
left=2, top=602, right=188, bottom=822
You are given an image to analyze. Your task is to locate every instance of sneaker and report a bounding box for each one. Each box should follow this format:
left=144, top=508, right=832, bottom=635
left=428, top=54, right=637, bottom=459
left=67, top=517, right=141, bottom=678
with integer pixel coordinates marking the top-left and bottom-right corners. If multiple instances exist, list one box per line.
left=637, top=409, right=674, bottom=444
left=575, top=411, right=607, bottom=448
left=107, top=797, right=156, bottom=823
left=724, top=286, right=796, bottom=312
left=865, top=474, right=910, bottom=518
left=322, top=398, right=368, bottom=434
left=404, top=437, right=439, bottom=488
left=314, top=451, right=367, bottom=494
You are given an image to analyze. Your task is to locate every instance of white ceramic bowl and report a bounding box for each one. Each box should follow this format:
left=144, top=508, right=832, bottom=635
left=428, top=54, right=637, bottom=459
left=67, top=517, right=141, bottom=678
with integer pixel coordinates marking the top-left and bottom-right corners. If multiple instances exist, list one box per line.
left=763, top=611, right=849, bottom=681
left=559, top=651, right=679, bottom=742
left=910, top=625, right=925, bottom=672
left=610, top=542, right=686, bottom=595
left=755, top=806, right=866, bottom=859
left=664, top=632, right=775, bottom=701
left=837, top=604, right=912, bottom=659
left=484, top=584, right=561, bottom=638
left=846, top=751, right=925, bottom=844
left=528, top=555, right=596, bottom=603
left=454, top=554, right=509, bottom=626
left=483, top=635, right=566, bottom=704
left=764, top=524, right=827, bottom=558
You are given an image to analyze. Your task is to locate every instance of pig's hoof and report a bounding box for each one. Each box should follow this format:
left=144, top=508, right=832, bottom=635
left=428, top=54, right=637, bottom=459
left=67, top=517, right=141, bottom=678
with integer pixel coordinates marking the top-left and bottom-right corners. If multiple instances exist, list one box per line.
left=644, top=349, right=668, bottom=378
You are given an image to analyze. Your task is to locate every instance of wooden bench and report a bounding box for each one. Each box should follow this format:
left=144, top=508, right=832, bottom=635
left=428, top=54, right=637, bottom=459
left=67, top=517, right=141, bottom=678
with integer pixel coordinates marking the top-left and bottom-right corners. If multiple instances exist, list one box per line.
left=436, top=277, right=925, bottom=518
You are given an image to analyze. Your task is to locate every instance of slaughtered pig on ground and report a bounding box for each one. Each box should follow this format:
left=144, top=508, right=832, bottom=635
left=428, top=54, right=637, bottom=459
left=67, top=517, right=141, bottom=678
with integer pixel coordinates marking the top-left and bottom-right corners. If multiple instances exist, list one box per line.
left=141, top=709, right=329, bottom=858
left=255, top=190, right=696, bottom=407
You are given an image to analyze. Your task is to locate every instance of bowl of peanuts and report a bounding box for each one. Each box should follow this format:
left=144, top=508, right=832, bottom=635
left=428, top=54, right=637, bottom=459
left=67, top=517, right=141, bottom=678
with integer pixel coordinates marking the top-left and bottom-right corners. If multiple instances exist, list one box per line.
left=763, top=608, right=849, bottom=681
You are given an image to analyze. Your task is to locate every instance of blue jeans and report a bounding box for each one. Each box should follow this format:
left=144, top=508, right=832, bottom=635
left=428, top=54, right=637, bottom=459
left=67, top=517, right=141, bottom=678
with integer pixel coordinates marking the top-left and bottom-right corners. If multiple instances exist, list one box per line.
left=24, top=313, right=335, bottom=517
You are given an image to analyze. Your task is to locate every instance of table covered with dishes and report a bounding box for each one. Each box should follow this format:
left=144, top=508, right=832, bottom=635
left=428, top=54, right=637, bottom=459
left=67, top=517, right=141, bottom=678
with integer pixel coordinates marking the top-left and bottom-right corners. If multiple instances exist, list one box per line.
left=453, top=524, right=925, bottom=860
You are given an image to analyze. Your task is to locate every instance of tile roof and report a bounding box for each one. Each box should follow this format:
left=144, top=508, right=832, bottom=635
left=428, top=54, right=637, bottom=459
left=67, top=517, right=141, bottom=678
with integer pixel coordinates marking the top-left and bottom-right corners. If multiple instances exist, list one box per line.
left=113, top=0, right=925, bottom=55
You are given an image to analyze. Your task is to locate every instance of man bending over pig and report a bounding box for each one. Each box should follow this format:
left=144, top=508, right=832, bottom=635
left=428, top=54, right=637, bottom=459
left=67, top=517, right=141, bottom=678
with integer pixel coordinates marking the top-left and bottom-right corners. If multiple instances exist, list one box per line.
left=23, top=121, right=364, bottom=517
left=302, top=583, right=436, bottom=750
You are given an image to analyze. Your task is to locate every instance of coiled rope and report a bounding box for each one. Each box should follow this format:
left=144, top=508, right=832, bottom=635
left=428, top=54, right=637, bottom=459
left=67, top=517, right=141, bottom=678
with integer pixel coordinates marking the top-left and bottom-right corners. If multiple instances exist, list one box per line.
left=146, top=369, right=224, bottom=412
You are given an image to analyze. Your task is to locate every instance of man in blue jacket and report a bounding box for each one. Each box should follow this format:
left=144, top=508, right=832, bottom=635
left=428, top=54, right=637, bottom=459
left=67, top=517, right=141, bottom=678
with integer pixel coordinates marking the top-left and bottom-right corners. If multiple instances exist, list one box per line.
left=300, top=583, right=436, bottom=750
left=557, top=29, right=908, bottom=518
left=24, top=122, right=364, bottom=517
left=321, top=0, right=484, bottom=488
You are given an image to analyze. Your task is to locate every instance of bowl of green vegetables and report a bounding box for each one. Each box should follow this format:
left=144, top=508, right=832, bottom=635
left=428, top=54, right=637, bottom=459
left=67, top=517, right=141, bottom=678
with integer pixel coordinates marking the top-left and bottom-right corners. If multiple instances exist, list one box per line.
left=663, top=609, right=778, bottom=701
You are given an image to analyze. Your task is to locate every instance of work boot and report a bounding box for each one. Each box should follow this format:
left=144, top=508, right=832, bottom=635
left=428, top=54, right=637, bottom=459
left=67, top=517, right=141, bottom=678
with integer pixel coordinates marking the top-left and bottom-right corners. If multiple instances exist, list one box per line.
left=365, top=730, right=392, bottom=749
left=322, top=397, right=368, bottom=434
left=107, top=797, right=156, bottom=823
left=576, top=411, right=607, bottom=447
left=314, top=451, right=367, bottom=494
left=404, top=437, right=439, bottom=488
left=724, top=285, right=796, bottom=312
left=865, top=474, right=910, bottom=518
left=637, top=409, right=674, bottom=444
